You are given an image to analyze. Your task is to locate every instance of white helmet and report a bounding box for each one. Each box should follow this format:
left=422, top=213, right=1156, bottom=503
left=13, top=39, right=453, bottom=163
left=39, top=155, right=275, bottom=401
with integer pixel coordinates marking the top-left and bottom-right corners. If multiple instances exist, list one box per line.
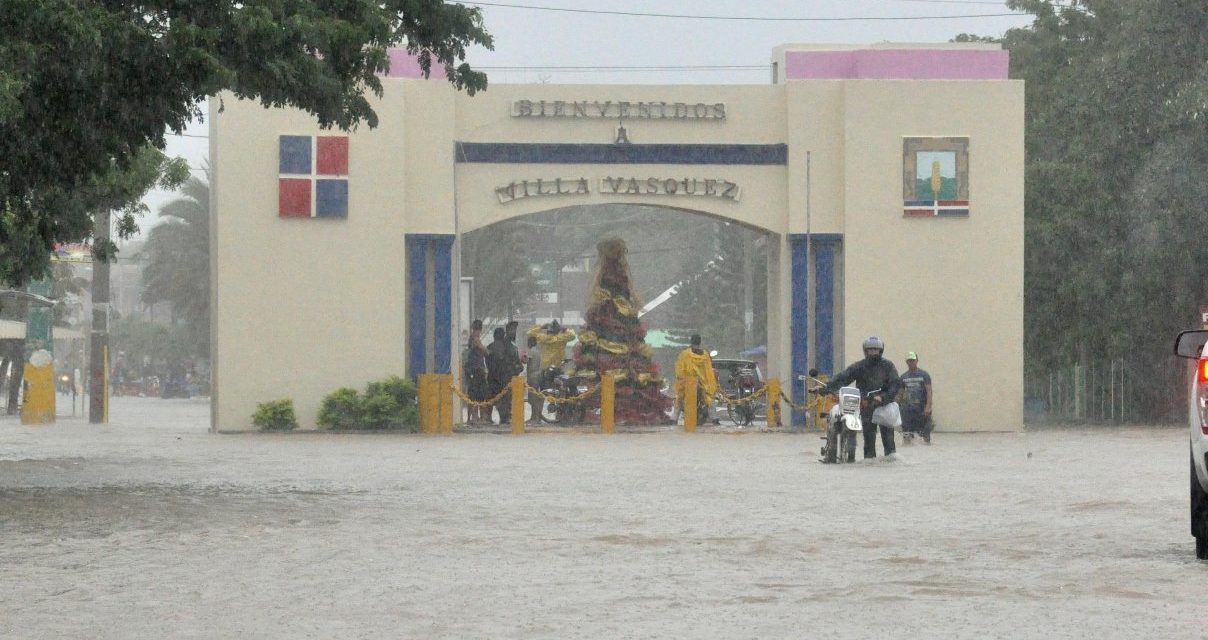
left=862, top=336, right=885, bottom=352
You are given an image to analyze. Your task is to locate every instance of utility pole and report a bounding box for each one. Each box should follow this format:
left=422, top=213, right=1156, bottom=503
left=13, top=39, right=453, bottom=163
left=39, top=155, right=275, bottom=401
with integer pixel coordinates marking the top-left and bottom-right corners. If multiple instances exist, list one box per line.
left=742, top=230, right=754, bottom=348
left=89, top=210, right=110, bottom=423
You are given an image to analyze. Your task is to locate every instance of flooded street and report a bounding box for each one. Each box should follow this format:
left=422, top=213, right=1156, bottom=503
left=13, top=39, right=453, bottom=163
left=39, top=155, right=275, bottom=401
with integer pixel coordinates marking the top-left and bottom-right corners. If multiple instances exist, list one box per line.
left=1, top=397, right=1202, bottom=639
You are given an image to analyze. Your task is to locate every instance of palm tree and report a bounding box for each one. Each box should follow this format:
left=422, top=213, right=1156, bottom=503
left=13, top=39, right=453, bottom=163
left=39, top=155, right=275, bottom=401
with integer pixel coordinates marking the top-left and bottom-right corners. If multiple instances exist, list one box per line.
left=139, top=174, right=209, bottom=357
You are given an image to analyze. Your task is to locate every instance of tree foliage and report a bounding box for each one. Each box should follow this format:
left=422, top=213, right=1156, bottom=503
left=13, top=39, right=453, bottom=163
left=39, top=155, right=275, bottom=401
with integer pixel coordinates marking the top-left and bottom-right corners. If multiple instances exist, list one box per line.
left=1, top=0, right=491, bottom=285
left=662, top=224, right=767, bottom=357
left=111, top=316, right=195, bottom=375
left=141, top=175, right=211, bottom=358
left=0, top=147, right=186, bottom=288
left=1003, top=0, right=1208, bottom=418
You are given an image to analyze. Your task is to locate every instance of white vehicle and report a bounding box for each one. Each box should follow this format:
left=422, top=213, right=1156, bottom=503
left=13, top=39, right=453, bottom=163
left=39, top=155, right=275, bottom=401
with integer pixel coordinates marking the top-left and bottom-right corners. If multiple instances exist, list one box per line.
left=1174, top=329, right=1208, bottom=560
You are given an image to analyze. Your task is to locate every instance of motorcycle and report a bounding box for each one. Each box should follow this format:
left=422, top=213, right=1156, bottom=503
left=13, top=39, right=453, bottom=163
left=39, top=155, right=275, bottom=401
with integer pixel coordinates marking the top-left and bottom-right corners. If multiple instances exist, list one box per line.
left=804, top=368, right=881, bottom=464
left=722, top=363, right=759, bottom=427
left=540, top=358, right=588, bottom=424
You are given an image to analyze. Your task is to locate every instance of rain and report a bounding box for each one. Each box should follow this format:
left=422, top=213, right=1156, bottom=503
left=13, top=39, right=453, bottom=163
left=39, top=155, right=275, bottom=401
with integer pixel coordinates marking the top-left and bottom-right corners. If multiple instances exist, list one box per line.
left=1, top=1, right=1206, bottom=638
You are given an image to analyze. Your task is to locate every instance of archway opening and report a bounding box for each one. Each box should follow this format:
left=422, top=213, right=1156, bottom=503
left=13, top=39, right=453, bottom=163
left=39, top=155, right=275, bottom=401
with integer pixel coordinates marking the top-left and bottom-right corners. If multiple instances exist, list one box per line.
left=459, top=204, right=775, bottom=424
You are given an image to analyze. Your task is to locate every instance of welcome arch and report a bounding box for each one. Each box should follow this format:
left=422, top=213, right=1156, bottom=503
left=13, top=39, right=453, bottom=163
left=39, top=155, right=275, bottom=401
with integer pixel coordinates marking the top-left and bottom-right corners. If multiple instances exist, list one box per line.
left=210, top=43, right=1024, bottom=432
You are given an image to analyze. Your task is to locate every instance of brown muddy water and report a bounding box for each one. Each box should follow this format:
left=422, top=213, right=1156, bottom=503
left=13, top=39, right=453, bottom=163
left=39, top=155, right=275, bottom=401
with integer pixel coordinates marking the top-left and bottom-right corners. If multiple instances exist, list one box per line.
left=1, top=397, right=1203, bottom=639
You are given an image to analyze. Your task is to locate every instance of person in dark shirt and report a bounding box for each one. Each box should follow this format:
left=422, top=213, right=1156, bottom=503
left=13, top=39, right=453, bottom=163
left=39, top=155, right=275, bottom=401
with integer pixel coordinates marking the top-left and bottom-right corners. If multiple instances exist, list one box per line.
left=824, top=336, right=902, bottom=459
left=899, top=351, right=934, bottom=444
left=486, top=327, right=522, bottom=423
left=464, top=319, right=488, bottom=424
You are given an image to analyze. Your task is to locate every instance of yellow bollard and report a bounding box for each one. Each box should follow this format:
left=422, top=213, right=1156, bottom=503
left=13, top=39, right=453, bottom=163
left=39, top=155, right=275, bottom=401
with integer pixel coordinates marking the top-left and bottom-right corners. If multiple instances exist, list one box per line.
left=419, top=374, right=441, bottom=434
left=439, top=374, right=455, bottom=434
left=684, top=378, right=698, bottom=432
left=601, top=374, right=615, bottom=434
left=20, top=350, right=55, bottom=425
left=511, top=375, right=526, bottom=435
left=767, top=378, right=781, bottom=428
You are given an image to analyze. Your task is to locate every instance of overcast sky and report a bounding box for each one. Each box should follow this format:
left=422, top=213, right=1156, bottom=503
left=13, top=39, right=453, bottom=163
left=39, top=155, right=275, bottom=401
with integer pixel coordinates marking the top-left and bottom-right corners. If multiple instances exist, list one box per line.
left=138, top=0, right=1035, bottom=232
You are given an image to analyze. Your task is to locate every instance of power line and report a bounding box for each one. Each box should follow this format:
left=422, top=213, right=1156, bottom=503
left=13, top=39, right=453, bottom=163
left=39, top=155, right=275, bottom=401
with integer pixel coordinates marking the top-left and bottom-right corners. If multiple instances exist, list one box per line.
left=465, top=1, right=1023, bottom=21
left=891, top=0, right=1012, bottom=4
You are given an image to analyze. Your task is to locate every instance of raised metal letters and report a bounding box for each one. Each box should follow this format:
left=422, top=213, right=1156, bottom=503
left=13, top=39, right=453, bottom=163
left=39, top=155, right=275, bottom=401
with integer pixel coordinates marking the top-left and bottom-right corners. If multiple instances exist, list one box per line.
left=512, top=100, right=726, bottom=120
left=495, top=178, right=591, bottom=204
left=599, top=177, right=741, bottom=201
left=495, top=177, right=741, bottom=203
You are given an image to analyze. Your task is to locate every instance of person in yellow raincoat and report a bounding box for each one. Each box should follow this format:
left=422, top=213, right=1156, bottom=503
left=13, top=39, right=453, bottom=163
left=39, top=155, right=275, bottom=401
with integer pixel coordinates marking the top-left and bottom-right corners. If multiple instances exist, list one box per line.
left=527, top=320, right=577, bottom=386
left=672, top=334, right=718, bottom=423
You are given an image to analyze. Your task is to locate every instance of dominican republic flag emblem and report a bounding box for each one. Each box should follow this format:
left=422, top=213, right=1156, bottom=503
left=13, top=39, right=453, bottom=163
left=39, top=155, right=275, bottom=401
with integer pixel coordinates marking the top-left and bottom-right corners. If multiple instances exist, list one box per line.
left=278, top=135, right=349, bottom=218
left=902, top=137, right=970, bottom=219
left=903, top=200, right=969, bottom=217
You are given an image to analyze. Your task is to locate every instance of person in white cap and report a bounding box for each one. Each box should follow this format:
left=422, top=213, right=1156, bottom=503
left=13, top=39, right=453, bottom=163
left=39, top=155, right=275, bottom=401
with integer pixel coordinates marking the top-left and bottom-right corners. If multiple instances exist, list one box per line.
left=899, top=351, right=933, bottom=444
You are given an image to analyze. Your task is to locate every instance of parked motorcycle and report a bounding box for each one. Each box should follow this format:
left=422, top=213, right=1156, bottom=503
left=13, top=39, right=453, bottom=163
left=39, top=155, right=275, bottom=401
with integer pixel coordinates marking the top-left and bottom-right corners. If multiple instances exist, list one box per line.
left=540, top=359, right=588, bottom=424
left=720, top=362, right=760, bottom=427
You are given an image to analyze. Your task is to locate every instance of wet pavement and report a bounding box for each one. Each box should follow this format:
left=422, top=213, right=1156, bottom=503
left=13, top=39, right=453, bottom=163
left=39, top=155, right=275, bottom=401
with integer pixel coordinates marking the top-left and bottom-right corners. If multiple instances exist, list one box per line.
left=1, top=397, right=1203, bottom=639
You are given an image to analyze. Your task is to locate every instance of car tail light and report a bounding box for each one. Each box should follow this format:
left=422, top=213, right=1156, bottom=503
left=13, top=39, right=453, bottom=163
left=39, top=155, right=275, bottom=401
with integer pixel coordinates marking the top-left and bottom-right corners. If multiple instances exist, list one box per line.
left=1199, top=359, right=1208, bottom=435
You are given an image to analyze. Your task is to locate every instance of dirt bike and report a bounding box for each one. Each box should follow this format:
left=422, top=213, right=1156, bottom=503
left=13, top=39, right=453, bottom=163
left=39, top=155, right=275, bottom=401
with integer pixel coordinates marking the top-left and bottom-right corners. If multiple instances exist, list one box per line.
left=805, top=369, right=882, bottom=464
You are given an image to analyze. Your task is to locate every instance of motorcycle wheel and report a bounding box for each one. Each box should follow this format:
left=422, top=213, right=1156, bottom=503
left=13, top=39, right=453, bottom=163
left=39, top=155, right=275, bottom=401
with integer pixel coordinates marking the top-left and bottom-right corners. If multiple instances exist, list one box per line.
left=726, top=401, right=754, bottom=427
left=823, top=426, right=839, bottom=464
left=539, top=390, right=561, bottom=423
left=840, top=429, right=857, bottom=463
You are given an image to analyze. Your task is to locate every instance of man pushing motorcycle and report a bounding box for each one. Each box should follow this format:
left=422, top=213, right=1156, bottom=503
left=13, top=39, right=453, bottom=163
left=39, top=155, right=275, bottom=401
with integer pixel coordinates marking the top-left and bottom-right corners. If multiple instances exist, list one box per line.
left=822, top=336, right=903, bottom=460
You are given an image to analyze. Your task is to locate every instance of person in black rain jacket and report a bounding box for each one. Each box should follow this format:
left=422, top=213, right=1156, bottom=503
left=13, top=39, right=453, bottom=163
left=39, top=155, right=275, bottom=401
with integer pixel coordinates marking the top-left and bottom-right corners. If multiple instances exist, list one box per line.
left=824, top=336, right=902, bottom=459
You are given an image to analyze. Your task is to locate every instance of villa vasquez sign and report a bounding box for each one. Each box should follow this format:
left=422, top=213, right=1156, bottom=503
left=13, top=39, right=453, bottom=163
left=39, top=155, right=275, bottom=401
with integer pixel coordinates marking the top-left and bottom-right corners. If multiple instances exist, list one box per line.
left=495, top=176, right=741, bottom=204
left=512, top=100, right=727, bottom=120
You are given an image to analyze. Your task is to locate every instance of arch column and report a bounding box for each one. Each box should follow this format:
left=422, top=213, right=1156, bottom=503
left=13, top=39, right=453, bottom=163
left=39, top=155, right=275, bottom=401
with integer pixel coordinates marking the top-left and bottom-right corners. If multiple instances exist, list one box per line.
left=406, top=234, right=455, bottom=378
left=787, top=233, right=843, bottom=426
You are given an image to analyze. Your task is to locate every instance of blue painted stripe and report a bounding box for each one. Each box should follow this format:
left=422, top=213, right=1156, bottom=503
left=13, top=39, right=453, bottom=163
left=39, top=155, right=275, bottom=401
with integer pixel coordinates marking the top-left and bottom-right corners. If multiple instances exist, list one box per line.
left=431, top=236, right=454, bottom=374
left=814, top=238, right=837, bottom=376
left=788, top=234, right=810, bottom=426
left=405, top=236, right=428, bottom=379
left=455, top=142, right=788, bottom=165
left=936, top=209, right=969, bottom=217
left=903, top=200, right=935, bottom=207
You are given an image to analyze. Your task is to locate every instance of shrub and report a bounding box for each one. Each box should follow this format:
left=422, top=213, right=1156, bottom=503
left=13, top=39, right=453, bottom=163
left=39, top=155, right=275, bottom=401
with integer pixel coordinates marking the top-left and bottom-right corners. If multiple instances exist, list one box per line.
left=252, top=399, right=298, bottom=431
left=361, top=393, right=403, bottom=430
left=317, top=376, right=419, bottom=432
left=317, top=387, right=362, bottom=431
left=362, top=375, right=419, bottom=432
left=364, top=375, right=418, bottom=410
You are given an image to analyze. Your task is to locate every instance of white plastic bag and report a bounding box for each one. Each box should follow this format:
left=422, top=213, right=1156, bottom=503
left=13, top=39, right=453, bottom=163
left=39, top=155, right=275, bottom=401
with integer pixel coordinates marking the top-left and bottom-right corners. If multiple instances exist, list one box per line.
left=872, top=401, right=902, bottom=428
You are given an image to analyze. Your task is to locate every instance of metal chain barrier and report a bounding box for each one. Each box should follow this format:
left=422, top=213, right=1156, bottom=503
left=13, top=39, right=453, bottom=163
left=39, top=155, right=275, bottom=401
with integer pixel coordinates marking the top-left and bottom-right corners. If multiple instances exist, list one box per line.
left=779, top=390, right=812, bottom=413
left=714, top=385, right=769, bottom=407
left=448, top=381, right=600, bottom=408
left=449, top=383, right=512, bottom=408
left=526, top=382, right=600, bottom=405
left=783, top=382, right=835, bottom=431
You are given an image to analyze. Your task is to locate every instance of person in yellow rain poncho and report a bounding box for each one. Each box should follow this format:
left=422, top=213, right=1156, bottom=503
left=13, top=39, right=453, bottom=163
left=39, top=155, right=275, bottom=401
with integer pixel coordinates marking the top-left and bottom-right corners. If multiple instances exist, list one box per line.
left=671, top=333, right=718, bottom=424
left=527, top=320, right=577, bottom=385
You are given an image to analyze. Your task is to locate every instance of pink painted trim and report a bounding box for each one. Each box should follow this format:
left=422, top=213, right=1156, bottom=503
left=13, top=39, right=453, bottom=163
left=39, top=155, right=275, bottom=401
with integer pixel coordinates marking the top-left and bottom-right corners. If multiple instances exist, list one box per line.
left=385, top=48, right=448, bottom=80
left=785, top=49, right=1008, bottom=80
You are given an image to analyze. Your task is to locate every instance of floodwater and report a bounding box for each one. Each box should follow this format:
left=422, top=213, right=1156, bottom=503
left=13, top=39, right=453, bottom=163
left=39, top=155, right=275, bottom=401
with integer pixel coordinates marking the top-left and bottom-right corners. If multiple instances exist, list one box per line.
left=1, top=397, right=1203, bottom=639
